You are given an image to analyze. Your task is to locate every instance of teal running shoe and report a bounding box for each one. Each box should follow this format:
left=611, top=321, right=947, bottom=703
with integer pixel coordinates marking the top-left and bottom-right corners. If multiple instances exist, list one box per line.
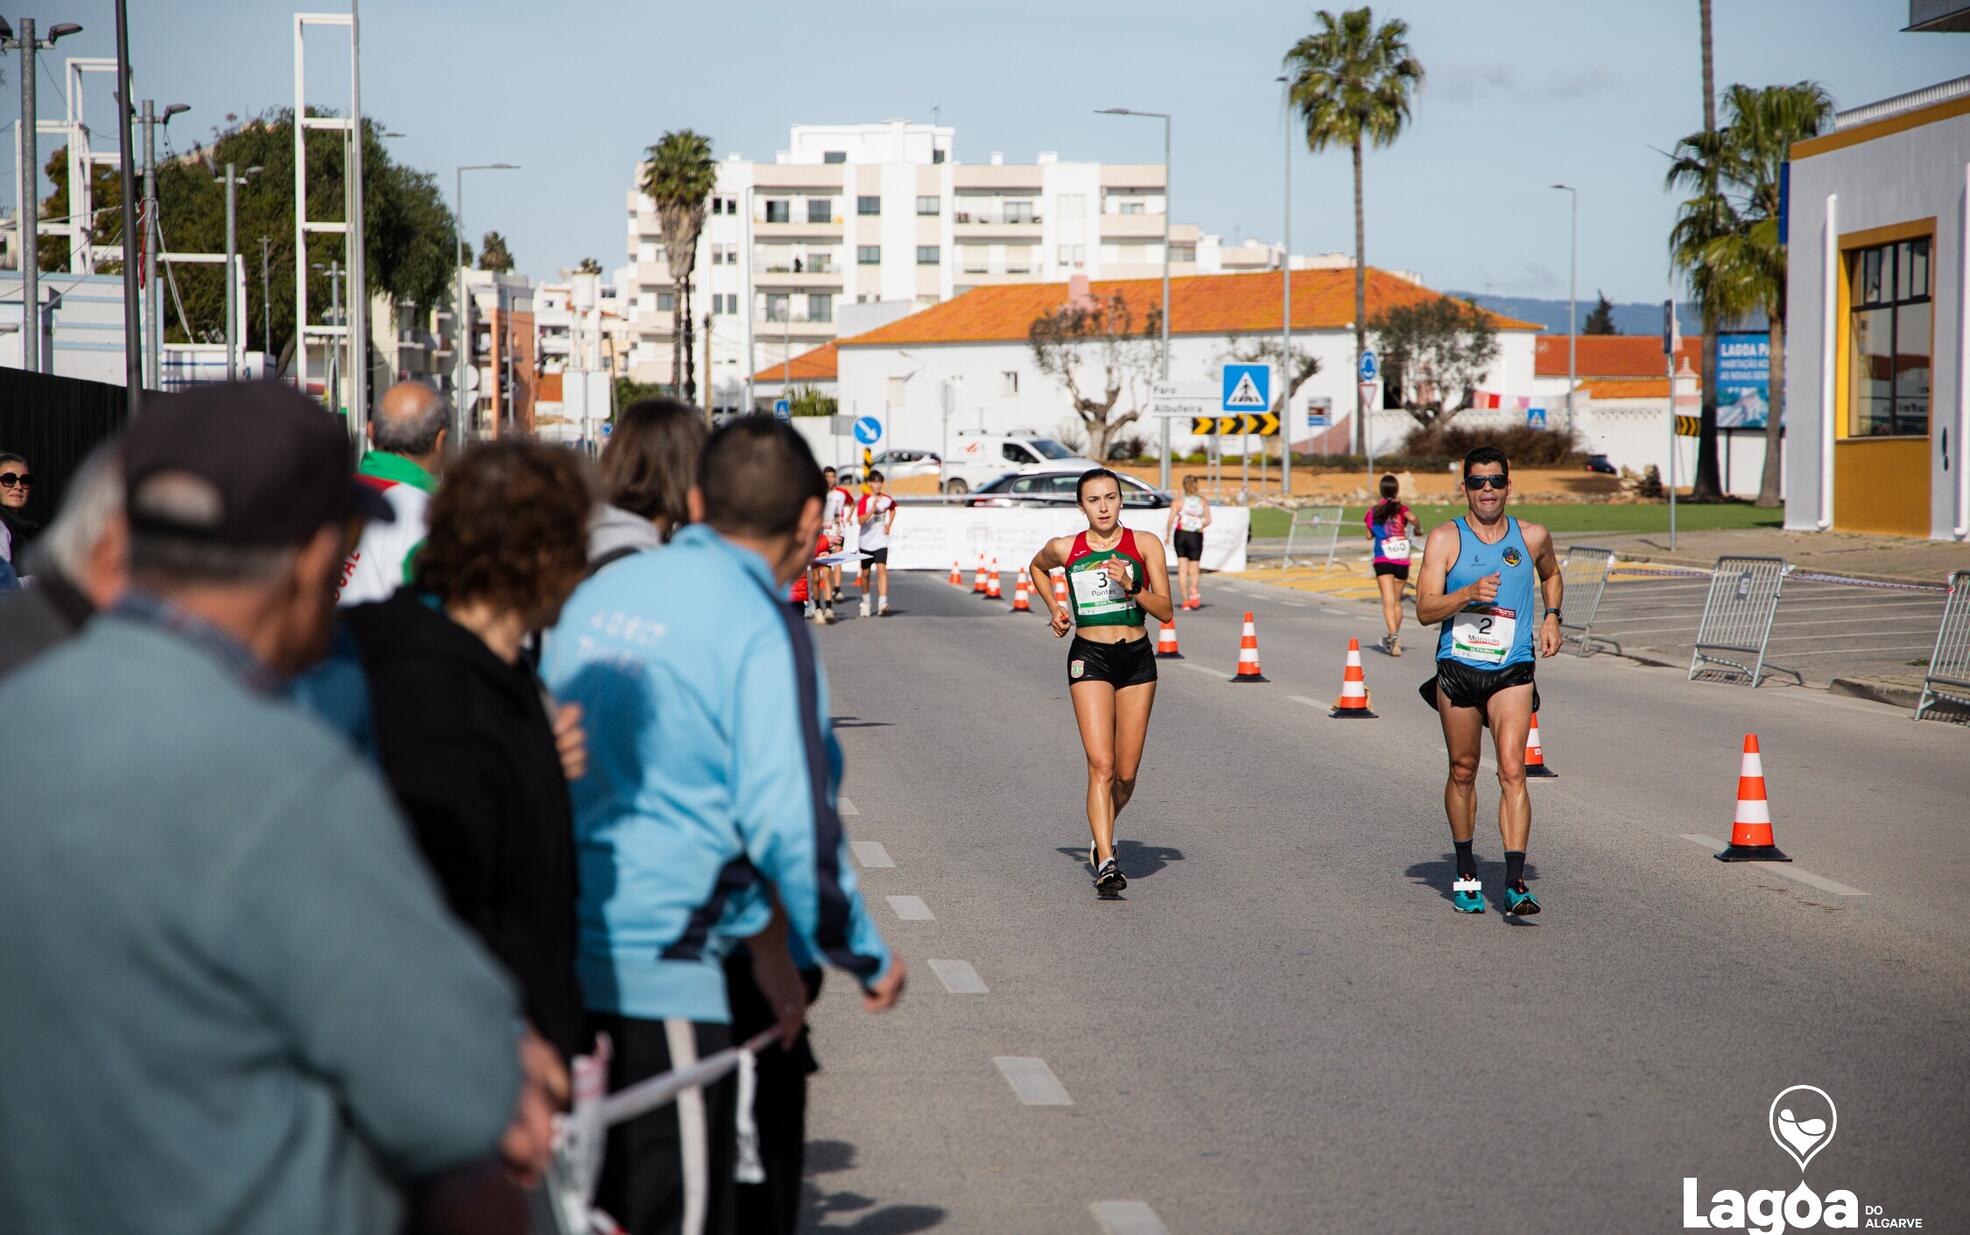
left=1452, top=876, right=1485, bottom=914
left=1504, top=883, right=1542, bottom=916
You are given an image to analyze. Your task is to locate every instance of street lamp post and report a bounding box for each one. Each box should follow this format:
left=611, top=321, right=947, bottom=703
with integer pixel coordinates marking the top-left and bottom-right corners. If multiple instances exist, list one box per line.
left=1097, top=107, right=1172, bottom=491
left=259, top=236, right=273, bottom=364
left=454, top=163, right=519, bottom=444
left=139, top=101, right=189, bottom=389
left=1277, top=76, right=1294, bottom=497
left=216, top=164, right=261, bottom=381
left=1551, top=183, right=1578, bottom=430
left=2, top=18, right=82, bottom=375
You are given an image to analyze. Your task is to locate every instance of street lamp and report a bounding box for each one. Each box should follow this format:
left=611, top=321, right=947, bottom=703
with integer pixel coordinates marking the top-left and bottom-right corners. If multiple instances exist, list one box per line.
left=2, top=17, right=83, bottom=375
left=216, top=164, right=262, bottom=380
left=139, top=101, right=189, bottom=390
left=1551, top=183, right=1577, bottom=431
left=1096, top=107, right=1173, bottom=491
left=1276, top=75, right=1294, bottom=497
left=455, top=163, right=519, bottom=444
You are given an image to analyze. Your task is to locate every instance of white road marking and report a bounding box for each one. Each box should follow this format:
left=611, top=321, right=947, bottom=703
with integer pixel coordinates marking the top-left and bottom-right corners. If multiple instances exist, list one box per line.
left=838, top=795, right=860, bottom=816
left=993, top=1056, right=1073, bottom=1105
left=1321, top=606, right=1349, bottom=615
left=886, top=894, right=936, bottom=920
left=1179, top=662, right=1228, bottom=676
left=1288, top=695, right=1327, bottom=708
left=1278, top=599, right=1310, bottom=608
left=928, top=959, right=988, bottom=993
left=852, top=841, right=894, bottom=869
left=1677, top=835, right=1868, bottom=896
left=1090, top=1201, right=1171, bottom=1235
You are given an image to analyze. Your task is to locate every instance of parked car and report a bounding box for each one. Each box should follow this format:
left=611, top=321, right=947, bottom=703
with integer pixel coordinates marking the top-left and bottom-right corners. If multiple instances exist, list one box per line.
left=839, top=449, right=942, bottom=484
left=966, top=469, right=1171, bottom=509
left=1585, top=453, right=1617, bottom=475
left=940, top=432, right=1101, bottom=494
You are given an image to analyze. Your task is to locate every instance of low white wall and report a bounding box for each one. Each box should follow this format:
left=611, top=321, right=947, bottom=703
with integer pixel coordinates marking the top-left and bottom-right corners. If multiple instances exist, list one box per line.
left=852, top=505, right=1249, bottom=574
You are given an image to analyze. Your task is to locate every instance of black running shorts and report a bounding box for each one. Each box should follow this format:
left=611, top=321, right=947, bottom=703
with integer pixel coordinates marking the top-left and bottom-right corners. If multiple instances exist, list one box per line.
left=1373, top=561, right=1410, bottom=580
left=862, top=546, right=888, bottom=566
left=1423, top=658, right=1540, bottom=716
left=1172, top=530, right=1204, bottom=561
left=1068, top=634, right=1158, bottom=689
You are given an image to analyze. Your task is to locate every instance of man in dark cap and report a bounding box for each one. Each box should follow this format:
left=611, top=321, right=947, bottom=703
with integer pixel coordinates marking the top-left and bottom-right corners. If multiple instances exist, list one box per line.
left=0, top=382, right=560, bottom=1235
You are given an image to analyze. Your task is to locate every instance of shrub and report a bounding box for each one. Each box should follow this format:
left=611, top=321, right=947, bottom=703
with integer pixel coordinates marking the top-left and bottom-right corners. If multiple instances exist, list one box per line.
left=1106, top=431, right=1149, bottom=461
left=1397, top=422, right=1585, bottom=469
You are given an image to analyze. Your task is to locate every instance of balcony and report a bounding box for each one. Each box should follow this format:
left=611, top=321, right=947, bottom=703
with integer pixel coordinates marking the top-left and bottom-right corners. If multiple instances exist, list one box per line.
left=754, top=214, right=844, bottom=239
left=1099, top=212, right=1167, bottom=239
left=953, top=208, right=1043, bottom=233
left=755, top=309, right=836, bottom=337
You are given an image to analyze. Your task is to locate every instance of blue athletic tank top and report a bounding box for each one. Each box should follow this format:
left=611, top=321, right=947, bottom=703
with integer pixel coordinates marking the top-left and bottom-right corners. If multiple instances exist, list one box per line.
left=1437, top=516, right=1536, bottom=669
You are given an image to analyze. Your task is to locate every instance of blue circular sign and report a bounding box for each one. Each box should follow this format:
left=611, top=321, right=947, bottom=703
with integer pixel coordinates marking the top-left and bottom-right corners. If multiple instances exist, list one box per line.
left=1358, top=350, right=1378, bottom=383
left=853, top=416, right=883, bottom=445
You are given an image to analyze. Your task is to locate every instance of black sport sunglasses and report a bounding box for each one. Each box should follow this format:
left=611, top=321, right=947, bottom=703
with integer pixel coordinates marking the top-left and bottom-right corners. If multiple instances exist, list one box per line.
left=1462, top=474, right=1508, bottom=491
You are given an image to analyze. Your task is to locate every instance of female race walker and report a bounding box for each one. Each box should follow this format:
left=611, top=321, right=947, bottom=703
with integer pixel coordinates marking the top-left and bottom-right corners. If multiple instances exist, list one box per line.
left=1166, top=474, right=1212, bottom=609
left=1029, top=469, right=1174, bottom=898
left=1365, top=473, right=1422, bottom=656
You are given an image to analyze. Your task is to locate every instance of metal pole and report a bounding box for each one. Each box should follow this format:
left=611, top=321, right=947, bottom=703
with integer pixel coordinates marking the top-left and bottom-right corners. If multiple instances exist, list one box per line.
left=141, top=101, right=157, bottom=389
left=455, top=168, right=468, bottom=444
left=1159, top=113, right=1171, bottom=491
left=260, top=236, right=272, bottom=365
left=112, top=1, right=140, bottom=411
left=1554, top=184, right=1576, bottom=430
left=346, top=0, right=368, bottom=436
left=1668, top=335, right=1678, bottom=551
left=18, top=19, right=36, bottom=373
left=324, top=259, right=342, bottom=414
left=223, top=164, right=238, bottom=380
left=1280, top=84, right=1292, bottom=497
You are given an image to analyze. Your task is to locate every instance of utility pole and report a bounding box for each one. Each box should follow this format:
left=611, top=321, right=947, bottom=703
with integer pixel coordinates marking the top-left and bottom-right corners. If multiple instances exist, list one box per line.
left=3, top=18, right=81, bottom=374
left=1278, top=75, right=1293, bottom=497
left=112, top=0, right=140, bottom=411
left=1552, top=184, right=1578, bottom=431
left=703, top=309, right=714, bottom=423
left=215, top=165, right=259, bottom=381
left=136, top=102, right=188, bottom=389
left=345, top=0, right=369, bottom=436
left=316, top=259, right=343, bottom=414
left=259, top=236, right=273, bottom=366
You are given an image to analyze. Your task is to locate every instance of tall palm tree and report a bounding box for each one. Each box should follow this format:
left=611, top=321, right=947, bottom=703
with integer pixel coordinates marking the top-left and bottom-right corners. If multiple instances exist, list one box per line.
left=1284, top=6, right=1424, bottom=456
left=1693, top=0, right=1723, bottom=498
left=1665, top=82, right=1833, bottom=508
left=640, top=130, right=717, bottom=400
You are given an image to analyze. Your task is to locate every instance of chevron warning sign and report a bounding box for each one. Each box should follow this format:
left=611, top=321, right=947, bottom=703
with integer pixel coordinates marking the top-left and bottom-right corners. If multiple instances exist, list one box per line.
left=1189, top=412, right=1280, bottom=437
left=1674, top=414, right=1700, bottom=438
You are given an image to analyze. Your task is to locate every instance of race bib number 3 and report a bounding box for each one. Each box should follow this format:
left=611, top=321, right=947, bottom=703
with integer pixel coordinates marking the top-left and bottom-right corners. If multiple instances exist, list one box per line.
left=1450, top=606, right=1516, bottom=663
left=1071, top=563, right=1133, bottom=615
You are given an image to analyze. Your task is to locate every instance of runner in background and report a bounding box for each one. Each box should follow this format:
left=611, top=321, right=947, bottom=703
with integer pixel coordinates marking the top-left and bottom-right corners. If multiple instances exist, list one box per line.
left=1028, top=468, right=1174, bottom=898
left=1165, top=474, right=1211, bottom=610
left=1366, top=474, right=1422, bottom=657
left=856, top=470, right=896, bottom=618
left=821, top=466, right=853, bottom=606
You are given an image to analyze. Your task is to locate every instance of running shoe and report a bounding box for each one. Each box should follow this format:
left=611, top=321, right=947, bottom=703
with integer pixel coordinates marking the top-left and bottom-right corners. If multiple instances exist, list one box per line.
left=859, top=598, right=871, bottom=618
left=877, top=600, right=890, bottom=617
left=1094, top=857, right=1127, bottom=897
left=1504, top=883, right=1542, bottom=916
left=1089, top=841, right=1098, bottom=869
left=1388, top=637, right=1402, bottom=658
left=1451, top=876, right=1485, bottom=914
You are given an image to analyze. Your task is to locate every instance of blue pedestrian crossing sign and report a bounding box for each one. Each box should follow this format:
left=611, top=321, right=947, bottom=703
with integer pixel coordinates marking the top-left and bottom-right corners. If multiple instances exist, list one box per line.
left=853, top=415, right=883, bottom=445
left=1222, top=363, right=1271, bottom=412
left=1526, top=404, right=1548, bottom=428
left=773, top=398, right=791, bottom=421
left=1358, top=350, right=1378, bottom=383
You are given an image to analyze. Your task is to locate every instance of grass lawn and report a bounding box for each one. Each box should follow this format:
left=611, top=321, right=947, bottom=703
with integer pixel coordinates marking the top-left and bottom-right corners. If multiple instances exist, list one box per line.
left=1248, top=502, right=1782, bottom=540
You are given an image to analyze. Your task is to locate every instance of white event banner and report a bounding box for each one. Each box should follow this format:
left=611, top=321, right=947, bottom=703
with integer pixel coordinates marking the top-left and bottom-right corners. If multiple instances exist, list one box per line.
left=851, top=505, right=1249, bottom=574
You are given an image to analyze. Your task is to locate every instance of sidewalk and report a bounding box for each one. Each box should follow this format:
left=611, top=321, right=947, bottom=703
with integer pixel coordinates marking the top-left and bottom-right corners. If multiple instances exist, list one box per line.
left=1570, top=526, right=1969, bottom=587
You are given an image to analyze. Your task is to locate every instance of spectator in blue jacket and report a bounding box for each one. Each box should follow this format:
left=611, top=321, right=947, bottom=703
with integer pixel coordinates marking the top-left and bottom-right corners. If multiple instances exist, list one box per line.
left=541, top=414, right=905, bottom=1235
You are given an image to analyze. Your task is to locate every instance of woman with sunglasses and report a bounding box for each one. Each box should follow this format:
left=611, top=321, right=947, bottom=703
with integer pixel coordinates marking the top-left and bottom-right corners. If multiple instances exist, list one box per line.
left=0, top=453, right=37, bottom=576
left=1415, top=446, right=1562, bottom=918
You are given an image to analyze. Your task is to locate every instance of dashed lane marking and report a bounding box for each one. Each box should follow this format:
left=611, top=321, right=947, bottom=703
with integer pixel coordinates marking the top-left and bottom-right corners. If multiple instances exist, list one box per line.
left=839, top=796, right=860, bottom=816
left=852, top=841, right=894, bottom=869
left=1090, top=1201, right=1171, bottom=1234
left=1676, top=835, right=1868, bottom=896
left=886, top=894, right=936, bottom=920
left=928, top=959, right=988, bottom=993
left=1287, top=695, right=1326, bottom=709
left=1178, top=662, right=1229, bottom=677
left=994, top=1056, right=1073, bottom=1105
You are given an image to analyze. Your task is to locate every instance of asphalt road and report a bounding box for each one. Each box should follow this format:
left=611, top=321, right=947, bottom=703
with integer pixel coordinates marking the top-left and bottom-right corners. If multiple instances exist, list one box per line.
left=793, top=570, right=1969, bottom=1234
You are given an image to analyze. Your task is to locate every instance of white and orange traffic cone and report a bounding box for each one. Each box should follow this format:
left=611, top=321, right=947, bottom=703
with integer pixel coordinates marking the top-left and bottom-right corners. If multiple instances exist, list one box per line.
left=973, top=555, right=989, bottom=594
left=1155, top=619, right=1183, bottom=659
left=1010, top=574, right=1032, bottom=612
left=1329, top=638, right=1376, bottom=717
left=985, top=558, right=1003, bottom=600
left=1524, top=712, right=1557, bottom=778
left=1230, top=612, right=1267, bottom=682
left=948, top=560, right=964, bottom=588
left=1052, top=568, right=1070, bottom=609
left=1715, top=734, right=1790, bottom=862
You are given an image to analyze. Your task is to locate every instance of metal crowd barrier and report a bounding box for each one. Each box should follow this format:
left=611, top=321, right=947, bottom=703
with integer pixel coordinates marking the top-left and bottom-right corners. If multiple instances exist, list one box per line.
left=1558, top=546, right=1618, bottom=657
left=1916, top=569, right=1970, bottom=722
left=1282, top=504, right=1345, bottom=570
left=1688, top=555, right=1803, bottom=687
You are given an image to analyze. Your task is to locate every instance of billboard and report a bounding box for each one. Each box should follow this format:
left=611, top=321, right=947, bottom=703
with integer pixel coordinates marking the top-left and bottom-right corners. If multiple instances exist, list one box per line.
left=1716, top=331, right=1771, bottom=428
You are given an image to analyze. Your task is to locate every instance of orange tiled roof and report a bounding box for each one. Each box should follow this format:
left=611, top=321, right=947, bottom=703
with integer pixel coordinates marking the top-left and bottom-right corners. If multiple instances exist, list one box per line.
left=835, top=268, right=1541, bottom=348
left=750, top=341, right=838, bottom=384
left=1581, top=377, right=1672, bottom=400
left=1536, top=334, right=1701, bottom=379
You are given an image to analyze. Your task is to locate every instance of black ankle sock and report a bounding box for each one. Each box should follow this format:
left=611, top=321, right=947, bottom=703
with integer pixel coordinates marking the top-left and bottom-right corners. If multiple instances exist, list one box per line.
left=1504, top=850, right=1526, bottom=888
left=1454, top=840, right=1477, bottom=880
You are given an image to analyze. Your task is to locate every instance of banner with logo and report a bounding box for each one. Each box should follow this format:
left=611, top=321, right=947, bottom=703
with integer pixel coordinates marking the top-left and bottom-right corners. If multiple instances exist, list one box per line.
left=1716, top=331, right=1772, bottom=428
left=853, top=505, right=1249, bottom=574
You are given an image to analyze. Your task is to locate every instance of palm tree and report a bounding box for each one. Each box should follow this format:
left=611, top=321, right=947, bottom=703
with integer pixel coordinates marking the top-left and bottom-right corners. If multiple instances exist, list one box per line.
left=640, top=130, right=717, bottom=401
left=477, top=230, right=514, bottom=273
left=1284, top=6, right=1424, bottom=456
left=575, top=256, right=603, bottom=275
left=1693, top=0, right=1722, bottom=498
left=1665, top=82, right=1833, bottom=508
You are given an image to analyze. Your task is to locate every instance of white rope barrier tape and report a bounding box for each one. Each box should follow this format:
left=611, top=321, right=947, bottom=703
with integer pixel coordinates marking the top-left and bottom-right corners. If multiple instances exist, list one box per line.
left=1608, top=564, right=1948, bottom=592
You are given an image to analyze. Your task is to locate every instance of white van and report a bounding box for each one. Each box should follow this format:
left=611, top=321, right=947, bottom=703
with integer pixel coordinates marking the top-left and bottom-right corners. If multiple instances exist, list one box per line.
left=940, top=431, right=1102, bottom=494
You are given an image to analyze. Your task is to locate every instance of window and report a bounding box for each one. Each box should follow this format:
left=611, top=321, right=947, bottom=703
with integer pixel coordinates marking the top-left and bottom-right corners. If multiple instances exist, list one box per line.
left=713, top=293, right=737, bottom=315
left=806, top=198, right=832, bottom=224
left=857, top=245, right=881, bottom=266
left=858, top=195, right=880, bottom=216
left=961, top=245, right=989, bottom=274
left=1848, top=237, right=1931, bottom=438
left=917, top=245, right=940, bottom=265
left=1057, top=243, right=1085, bottom=266
left=765, top=292, right=790, bottom=322
left=764, top=199, right=790, bottom=224
left=655, top=291, right=676, bottom=312
left=1120, top=199, right=1146, bottom=215
left=807, top=293, right=833, bottom=323
left=711, top=198, right=724, bottom=215
left=1002, top=371, right=1018, bottom=396
left=823, top=151, right=847, bottom=164
left=1029, top=439, right=1077, bottom=460
left=1171, top=243, right=1197, bottom=263
left=932, top=148, right=946, bottom=164
left=916, top=195, right=940, bottom=216
left=1003, top=443, right=1036, bottom=464
left=1006, top=200, right=1034, bottom=223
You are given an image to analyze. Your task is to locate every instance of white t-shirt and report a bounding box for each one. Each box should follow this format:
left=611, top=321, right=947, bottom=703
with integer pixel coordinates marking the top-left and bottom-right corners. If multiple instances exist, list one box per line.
left=857, top=492, right=895, bottom=550
left=824, top=486, right=852, bottom=533
left=1177, top=494, right=1207, bottom=533
left=338, top=483, right=432, bottom=606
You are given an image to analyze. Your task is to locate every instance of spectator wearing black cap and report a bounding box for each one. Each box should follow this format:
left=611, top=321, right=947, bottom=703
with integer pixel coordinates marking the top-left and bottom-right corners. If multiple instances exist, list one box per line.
left=0, top=441, right=126, bottom=678
left=0, top=382, right=560, bottom=1235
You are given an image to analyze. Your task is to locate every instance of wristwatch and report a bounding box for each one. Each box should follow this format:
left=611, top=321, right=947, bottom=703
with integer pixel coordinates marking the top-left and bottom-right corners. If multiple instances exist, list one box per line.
left=1124, top=575, right=1144, bottom=597
left=1544, top=607, right=1563, bottom=621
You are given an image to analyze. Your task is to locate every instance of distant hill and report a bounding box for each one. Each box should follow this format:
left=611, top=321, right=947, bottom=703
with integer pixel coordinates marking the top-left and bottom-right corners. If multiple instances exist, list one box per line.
left=1448, top=293, right=1712, bottom=338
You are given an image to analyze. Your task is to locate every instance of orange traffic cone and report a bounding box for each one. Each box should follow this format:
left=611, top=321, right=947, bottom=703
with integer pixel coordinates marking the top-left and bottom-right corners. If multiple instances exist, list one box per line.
left=1230, top=612, right=1268, bottom=682
left=1155, top=619, right=1183, bottom=659
left=948, top=560, right=964, bottom=588
left=972, top=555, right=988, bottom=594
left=1010, top=574, right=1032, bottom=612
left=1715, top=734, right=1790, bottom=862
left=1052, top=568, right=1070, bottom=609
left=1524, top=712, right=1557, bottom=778
left=1329, top=638, right=1377, bottom=717
left=985, top=558, right=1003, bottom=600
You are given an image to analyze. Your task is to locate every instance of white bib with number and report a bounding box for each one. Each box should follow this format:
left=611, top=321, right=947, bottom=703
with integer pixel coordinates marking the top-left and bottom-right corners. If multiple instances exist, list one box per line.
left=1450, top=607, right=1516, bottom=664
left=1380, top=535, right=1410, bottom=559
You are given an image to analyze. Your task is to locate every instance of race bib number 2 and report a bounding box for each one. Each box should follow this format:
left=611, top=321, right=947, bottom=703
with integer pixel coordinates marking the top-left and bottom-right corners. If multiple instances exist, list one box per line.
left=1450, top=606, right=1516, bottom=663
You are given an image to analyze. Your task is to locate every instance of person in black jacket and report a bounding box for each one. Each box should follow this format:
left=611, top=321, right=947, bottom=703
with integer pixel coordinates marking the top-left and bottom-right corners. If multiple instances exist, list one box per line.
left=346, top=440, right=595, bottom=1063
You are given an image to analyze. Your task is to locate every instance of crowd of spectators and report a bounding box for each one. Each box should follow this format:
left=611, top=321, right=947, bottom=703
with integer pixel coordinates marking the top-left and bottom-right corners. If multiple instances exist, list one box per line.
left=0, top=379, right=902, bottom=1235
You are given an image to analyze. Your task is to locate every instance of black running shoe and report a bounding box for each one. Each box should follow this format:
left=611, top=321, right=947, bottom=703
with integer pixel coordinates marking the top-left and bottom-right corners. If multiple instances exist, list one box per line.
left=1094, top=857, right=1127, bottom=897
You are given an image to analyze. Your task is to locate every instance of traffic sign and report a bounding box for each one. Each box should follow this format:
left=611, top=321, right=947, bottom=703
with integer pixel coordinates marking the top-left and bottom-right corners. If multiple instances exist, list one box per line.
left=1149, top=381, right=1218, bottom=417
left=1675, top=414, right=1701, bottom=437
left=600, top=421, right=613, bottom=438
left=1358, top=350, right=1378, bottom=383
left=853, top=415, right=883, bottom=445
left=1526, top=404, right=1548, bottom=428
left=773, top=398, right=791, bottom=421
left=1222, top=363, right=1272, bottom=412
left=1305, top=395, right=1332, bottom=428
left=1189, top=412, right=1280, bottom=437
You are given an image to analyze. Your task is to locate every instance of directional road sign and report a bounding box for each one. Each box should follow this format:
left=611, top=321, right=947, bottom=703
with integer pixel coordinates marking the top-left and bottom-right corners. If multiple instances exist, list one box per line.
left=1222, top=363, right=1272, bottom=412
left=853, top=415, right=883, bottom=445
left=1190, top=412, right=1280, bottom=437
left=1674, top=414, right=1701, bottom=438
left=1358, top=350, right=1378, bottom=383
left=1150, top=381, right=1219, bottom=417
left=773, top=398, right=791, bottom=421
left=1306, top=396, right=1332, bottom=428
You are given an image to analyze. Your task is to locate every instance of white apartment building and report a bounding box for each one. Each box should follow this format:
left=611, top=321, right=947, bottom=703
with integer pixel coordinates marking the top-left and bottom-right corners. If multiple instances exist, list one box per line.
left=622, top=121, right=1298, bottom=412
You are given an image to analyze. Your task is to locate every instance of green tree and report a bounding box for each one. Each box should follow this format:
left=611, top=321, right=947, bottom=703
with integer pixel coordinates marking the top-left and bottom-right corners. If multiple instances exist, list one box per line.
left=788, top=384, right=837, bottom=417
left=1368, top=297, right=1500, bottom=427
left=1583, top=291, right=1619, bottom=335
left=575, top=255, right=604, bottom=275
left=1028, top=291, right=1162, bottom=461
left=1666, top=82, right=1833, bottom=507
left=477, top=230, right=515, bottom=273
left=640, top=130, right=717, bottom=403
left=1285, top=6, right=1424, bottom=454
